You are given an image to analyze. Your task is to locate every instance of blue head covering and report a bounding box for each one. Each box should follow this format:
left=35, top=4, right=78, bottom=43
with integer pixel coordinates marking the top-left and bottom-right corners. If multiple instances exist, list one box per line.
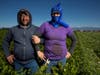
left=49, top=3, right=69, bottom=28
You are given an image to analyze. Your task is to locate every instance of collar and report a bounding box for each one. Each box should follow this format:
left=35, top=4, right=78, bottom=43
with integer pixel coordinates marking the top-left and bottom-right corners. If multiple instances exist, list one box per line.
left=19, top=24, right=31, bottom=29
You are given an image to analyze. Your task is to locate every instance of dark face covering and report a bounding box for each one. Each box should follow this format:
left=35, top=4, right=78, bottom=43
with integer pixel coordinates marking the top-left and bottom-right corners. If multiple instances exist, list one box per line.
left=51, top=12, right=61, bottom=22
left=49, top=3, right=69, bottom=28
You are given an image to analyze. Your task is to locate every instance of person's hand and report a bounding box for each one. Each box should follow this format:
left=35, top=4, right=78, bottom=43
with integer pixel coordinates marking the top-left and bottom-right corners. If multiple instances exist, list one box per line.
left=7, top=55, right=15, bottom=64
left=37, top=51, right=46, bottom=61
left=65, top=52, right=71, bottom=59
left=32, top=35, right=40, bottom=44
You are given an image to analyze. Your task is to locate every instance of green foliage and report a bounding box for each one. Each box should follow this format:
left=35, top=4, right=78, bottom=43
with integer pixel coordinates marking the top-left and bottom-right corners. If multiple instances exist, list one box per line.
left=0, top=29, right=100, bottom=75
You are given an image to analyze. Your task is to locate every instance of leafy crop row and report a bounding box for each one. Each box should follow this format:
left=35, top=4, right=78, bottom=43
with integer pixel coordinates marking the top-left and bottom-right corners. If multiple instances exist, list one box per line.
left=0, top=29, right=100, bottom=75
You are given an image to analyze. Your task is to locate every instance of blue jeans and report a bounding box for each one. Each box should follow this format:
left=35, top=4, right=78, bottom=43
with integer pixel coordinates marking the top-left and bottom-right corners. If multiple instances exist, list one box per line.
left=14, top=59, right=39, bottom=75
left=46, top=57, right=66, bottom=73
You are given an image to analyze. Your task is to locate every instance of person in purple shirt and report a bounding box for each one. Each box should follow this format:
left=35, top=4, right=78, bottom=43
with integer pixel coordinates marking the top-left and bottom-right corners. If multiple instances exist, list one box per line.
left=33, top=3, right=77, bottom=73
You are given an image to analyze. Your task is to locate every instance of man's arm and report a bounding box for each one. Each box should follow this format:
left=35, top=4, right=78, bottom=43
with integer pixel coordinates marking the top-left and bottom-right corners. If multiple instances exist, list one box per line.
left=32, top=27, right=46, bottom=61
left=2, top=29, right=15, bottom=64
left=2, top=29, right=13, bottom=57
left=33, top=27, right=45, bottom=44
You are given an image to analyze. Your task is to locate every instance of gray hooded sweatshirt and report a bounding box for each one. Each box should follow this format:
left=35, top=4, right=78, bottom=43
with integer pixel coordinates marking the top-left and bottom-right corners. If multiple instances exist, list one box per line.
left=2, top=9, right=39, bottom=63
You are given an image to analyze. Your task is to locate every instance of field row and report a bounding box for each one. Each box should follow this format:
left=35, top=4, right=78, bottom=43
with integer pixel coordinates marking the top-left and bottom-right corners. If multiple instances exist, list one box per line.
left=0, top=29, right=100, bottom=75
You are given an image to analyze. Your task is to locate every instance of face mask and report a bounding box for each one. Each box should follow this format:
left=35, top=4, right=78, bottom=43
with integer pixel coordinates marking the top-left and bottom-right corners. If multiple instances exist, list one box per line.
left=52, top=15, right=61, bottom=22
left=49, top=3, right=69, bottom=28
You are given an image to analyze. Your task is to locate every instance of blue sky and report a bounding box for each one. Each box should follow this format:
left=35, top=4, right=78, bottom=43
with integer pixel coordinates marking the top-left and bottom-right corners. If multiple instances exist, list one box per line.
left=0, top=0, right=100, bottom=28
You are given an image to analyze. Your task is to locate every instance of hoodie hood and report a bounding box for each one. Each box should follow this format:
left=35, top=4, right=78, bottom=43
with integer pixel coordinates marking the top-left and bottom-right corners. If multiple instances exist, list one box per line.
left=17, top=9, right=32, bottom=26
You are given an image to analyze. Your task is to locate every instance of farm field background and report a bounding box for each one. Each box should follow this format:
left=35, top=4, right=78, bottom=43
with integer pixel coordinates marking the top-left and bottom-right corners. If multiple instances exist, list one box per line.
left=0, top=29, right=100, bottom=75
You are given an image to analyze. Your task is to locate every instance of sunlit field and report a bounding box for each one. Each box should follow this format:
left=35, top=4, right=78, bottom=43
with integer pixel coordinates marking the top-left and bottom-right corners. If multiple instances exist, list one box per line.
left=0, top=28, right=100, bottom=75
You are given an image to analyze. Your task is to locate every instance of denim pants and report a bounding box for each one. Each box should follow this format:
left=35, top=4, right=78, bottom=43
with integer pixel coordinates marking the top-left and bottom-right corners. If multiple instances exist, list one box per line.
left=14, top=59, right=39, bottom=75
left=46, top=57, right=66, bottom=73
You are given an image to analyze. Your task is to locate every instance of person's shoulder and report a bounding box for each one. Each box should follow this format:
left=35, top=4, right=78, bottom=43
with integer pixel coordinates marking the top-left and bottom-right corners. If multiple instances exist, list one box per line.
left=7, top=25, right=19, bottom=33
left=42, top=21, right=49, bottom=25
left=65, top=26, right=74, bottom=33
left=40, top=21, right=50, bottom=27
left=9, top=25, right=18, bottom=30
left=65, top=26, right=73, bottom=30
left=31, top=24, right=39, bottom=28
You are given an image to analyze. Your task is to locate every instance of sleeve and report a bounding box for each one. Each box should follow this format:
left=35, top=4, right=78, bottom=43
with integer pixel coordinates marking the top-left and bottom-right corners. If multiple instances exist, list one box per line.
left=34, top=27, right=42, bottom=37
left=67, top=27, right=77, bottom=54
left=34, top=45, right=40, bottom=51
left=35, top=23, right=45, bottom=44
left=2, top=28, right=13, bottom=57
left=67, top=27, right=74, bottom=36
left=39, top=23, right=46, bottom=35
left=33, top=23, right=46, bottom=51
left=34, top=27, right=45, bottom=44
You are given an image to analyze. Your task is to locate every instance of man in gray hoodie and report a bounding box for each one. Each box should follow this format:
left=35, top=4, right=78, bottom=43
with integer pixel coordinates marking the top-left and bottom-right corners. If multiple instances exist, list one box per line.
left=2, top=9, right=40, bottom=74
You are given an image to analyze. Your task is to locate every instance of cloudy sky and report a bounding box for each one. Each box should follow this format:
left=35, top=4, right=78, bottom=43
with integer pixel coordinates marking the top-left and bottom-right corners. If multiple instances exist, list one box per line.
left=0, top=0, right=100, bottom=28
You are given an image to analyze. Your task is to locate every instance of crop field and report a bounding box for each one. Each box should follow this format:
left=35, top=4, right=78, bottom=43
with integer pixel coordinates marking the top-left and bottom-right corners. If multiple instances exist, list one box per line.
left=0, top=29, right=100, bottom=75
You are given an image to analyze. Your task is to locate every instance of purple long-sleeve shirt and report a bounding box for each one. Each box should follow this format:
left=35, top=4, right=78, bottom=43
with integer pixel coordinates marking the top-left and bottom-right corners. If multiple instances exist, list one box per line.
left=39, top=22, right=73, bottom=60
